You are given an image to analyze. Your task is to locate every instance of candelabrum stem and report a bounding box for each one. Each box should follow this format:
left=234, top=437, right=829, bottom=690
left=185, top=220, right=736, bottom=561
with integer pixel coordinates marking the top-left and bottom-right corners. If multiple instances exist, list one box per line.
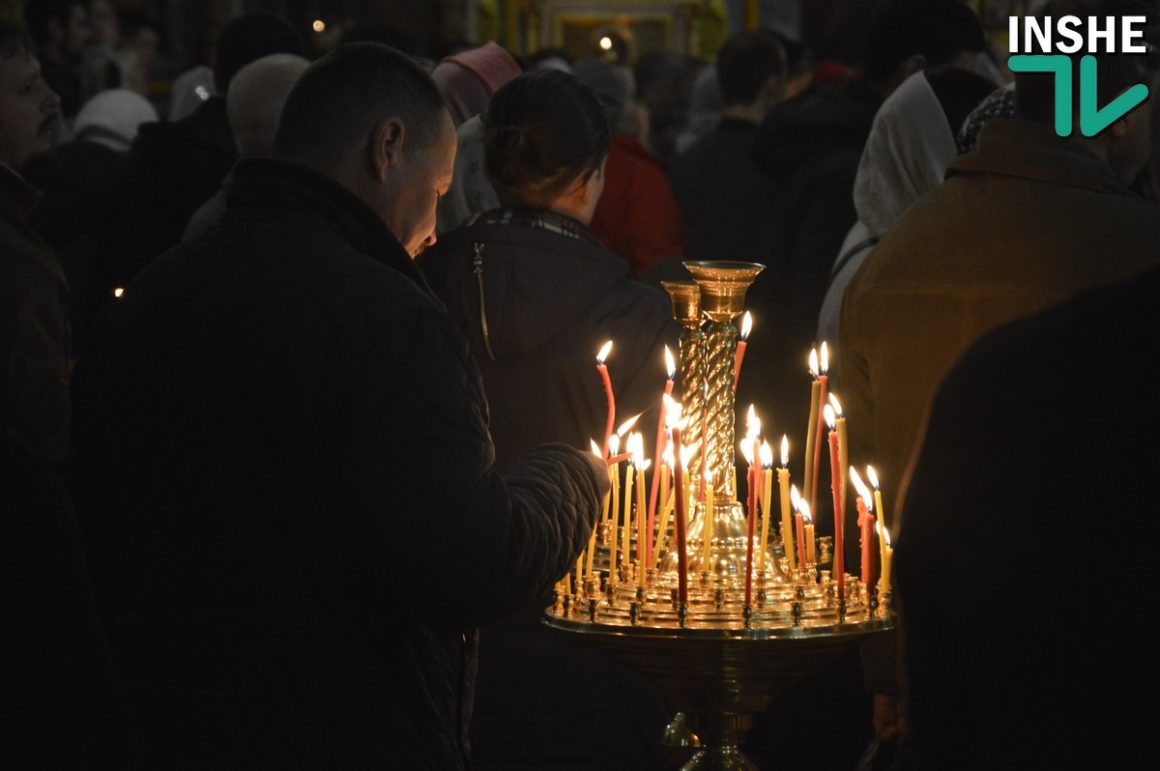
left=679, top=325, right=706, bottom=477
left=703, top=321, right=738, bottom=494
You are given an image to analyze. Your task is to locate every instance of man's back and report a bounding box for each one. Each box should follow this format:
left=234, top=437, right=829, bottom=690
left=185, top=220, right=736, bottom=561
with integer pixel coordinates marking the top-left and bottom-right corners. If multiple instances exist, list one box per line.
left=841, top=119, right=1160, bottom=510
left=74, top=158, right=600, bottom=767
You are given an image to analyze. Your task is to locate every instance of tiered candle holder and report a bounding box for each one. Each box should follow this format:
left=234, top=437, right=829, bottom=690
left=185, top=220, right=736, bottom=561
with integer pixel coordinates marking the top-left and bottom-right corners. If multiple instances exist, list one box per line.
left=545, top=261, right=894, bottom=770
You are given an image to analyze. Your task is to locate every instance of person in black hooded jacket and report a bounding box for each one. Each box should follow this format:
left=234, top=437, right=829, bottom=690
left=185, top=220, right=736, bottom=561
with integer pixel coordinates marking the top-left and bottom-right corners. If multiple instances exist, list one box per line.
left=420, top=69, right=679, bottom=769
left=71, top=44, right=606, bottom=769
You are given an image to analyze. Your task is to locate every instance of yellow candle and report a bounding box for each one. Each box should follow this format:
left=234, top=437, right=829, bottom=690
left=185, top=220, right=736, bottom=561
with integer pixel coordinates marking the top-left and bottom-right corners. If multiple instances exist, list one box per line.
left=587, top=487, right=608, bottom=579
left=575, top=554, right=583, bottom=595
left=654, top=482, right=675, bottom=568
left=805, top=522, right=816, bottom=564
left=803, top=377, right=821, bottom=502
left=608, top=462, right=620, bottom=581
left=701, top=481, right=715, bottom=571
left=879, top=536, right=893, bottom=596
left=636, top=464, right=647, bottom=587
left=622, top=462, right=634, bottom=570
left=776, top=466, right=793, bottom=572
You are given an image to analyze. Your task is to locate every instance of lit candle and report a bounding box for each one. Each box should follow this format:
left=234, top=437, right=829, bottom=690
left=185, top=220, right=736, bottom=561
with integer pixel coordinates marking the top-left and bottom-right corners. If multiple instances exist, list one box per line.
left=792, top=485, right=808, bottom=568
left=803, top=348, right=821, bottom=518
left=775, top=436, right=793, bottom=572
left=732, top=311, right=753, bottom=393
left=878, top=524, right=893, bottom=597
left=621, top=434, right=638, bottom=571
left=636, top=458, right=649, bottom=588
left=646, top=346, right=677, bottom=564
left=608, top=433, right=620, bottom=581
left=803, top=505, right=815, bottom=565
left=811, top=342, right=830, bottom=516
left=830, top=393, right=848, bottom=519
left=587, top=440, right=605, bottom=580
left=653, top=451, right=674, bottom=568
left=867, top=465, right=888, bottom=559
left=664, top=394, right=689, bottom=607
left=825, top=403, right=844, bottom=599
left=850, top=467, right=875, bottom=589
left=760, top=441, right=776, bottom=572
left=743, top=446, right=756, bottom=606
left=596, top=341, right=615, bottom=457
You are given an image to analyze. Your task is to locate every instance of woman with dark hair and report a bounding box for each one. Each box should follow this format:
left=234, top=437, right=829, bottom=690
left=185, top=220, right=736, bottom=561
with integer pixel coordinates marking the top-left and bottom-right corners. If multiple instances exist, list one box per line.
left=422, top=69, right=677, bottom=471
left=419, top=69, right=677, bottom=768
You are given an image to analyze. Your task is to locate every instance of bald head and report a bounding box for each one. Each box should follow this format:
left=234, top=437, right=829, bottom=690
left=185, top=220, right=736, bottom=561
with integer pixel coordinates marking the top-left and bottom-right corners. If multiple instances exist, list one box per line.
left=227, top=53, right=310, bottom=158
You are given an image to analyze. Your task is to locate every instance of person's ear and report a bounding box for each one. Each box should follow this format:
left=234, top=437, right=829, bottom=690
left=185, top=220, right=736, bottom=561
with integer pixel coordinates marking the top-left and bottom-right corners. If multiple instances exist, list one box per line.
left=368, top=117, right=406, bottom=183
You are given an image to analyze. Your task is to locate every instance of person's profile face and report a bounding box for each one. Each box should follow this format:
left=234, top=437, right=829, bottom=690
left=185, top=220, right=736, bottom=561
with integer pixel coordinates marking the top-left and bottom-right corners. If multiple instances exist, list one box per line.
left=0, top=53, right=61, bottom=170
left=389, top=114, right=456, bottom=258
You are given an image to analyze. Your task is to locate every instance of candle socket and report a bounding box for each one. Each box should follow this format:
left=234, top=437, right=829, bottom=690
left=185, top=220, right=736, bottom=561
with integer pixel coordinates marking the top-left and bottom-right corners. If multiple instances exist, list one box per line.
left=630, top=601, right=641, bottom=626
left=714, top=586, right=726, bottom=610
left=837, top=598, right=847, bottom=623
left=670, top=587, right=680, bottom=610
left=678, top=602, right=688, bottom=627
left=743, top=604, right=753, bottom=628
left=868, top=587, right=879, bottom=618
left=562, top=593, right=572, bottom=616
left=584, top=577, right=598, bottom=599
left=818, top=536, right=834, bottom=567
left=700, top=570, right=712, bottom=588
left=588, top=597, right=598, bottom=622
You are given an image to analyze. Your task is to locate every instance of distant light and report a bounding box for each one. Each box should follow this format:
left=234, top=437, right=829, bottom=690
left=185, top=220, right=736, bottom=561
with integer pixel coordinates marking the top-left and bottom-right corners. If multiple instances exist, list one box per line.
left=599, top=35, right=613, bottom=51
left=113, top=287, right=124, bottom=299
left=312, top=19, right=326, bottom=33
left=193, top=85, right=209, bottom=101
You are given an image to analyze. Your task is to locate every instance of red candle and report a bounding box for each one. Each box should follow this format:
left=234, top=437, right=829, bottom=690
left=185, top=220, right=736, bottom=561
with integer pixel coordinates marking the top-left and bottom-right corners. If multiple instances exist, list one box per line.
left=646, top=347, right=676, bottom=564
left=732, top=311, right=753, bottom=393
left=744, top=432, right=761, bottom=607
left=596, top=341, right=615, bottom=457
left=825, top=404, right=844, bottom=600
left=665, top=395, right=688, bottom=607
left=795, top=511, right=807, bottom=567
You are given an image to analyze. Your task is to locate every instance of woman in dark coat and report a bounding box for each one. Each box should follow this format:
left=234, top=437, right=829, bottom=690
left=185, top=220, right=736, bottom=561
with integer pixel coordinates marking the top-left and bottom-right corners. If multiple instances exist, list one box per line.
left=420, top=69, right=679, bottom=769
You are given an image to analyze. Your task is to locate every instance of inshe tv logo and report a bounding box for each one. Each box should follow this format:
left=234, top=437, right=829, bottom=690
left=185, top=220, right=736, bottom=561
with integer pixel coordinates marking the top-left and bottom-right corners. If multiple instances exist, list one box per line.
left=1008, top=15, right=1151, bottom=137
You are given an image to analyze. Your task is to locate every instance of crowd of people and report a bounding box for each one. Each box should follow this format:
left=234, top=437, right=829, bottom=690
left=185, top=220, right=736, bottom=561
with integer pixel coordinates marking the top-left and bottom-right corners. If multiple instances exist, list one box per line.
left=2, top=0, right=1158, bottom=768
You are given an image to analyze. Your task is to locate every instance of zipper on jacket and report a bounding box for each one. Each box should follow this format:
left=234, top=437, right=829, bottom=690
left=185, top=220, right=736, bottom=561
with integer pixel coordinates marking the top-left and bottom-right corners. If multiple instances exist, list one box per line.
left=473, top=242, right=497, bottom=361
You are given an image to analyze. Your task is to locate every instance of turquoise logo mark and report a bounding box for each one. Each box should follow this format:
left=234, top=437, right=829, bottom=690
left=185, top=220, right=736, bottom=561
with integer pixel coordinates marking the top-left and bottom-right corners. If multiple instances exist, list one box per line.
left=1008, top=54, right=1150, bottom=137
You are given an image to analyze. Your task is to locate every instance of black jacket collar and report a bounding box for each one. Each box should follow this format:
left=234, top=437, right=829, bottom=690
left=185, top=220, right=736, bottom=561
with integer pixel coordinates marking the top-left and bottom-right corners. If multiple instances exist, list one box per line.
left=225, top=158, right=437, bottom=301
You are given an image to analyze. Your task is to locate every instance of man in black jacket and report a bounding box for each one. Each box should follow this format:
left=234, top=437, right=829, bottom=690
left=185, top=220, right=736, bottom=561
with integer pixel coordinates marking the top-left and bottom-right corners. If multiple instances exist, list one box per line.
left=73, top=43, right=606, bottom=768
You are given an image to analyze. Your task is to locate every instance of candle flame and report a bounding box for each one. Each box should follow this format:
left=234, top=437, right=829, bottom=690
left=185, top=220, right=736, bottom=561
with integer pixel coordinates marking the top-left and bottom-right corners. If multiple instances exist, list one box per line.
left=662, top=443, right=675, bottom=468
left=882, top=526, right=892, bottom=547
left=828, top=392, right=843, bottom=417
left=759, top=441, right=773, bottom=468
left=799, top=500, right=813, bottom=524
left=849, top=466, right=872, bottom=508
left=627, top=432, right=646, bottom=465
left=790, top=483, right=801, bottom=508
left=780, top=434, right=789, bottom=467
left=662, top=393, right=682, bottom=429
left=823, top=403, right=836, bottom=430
left=679, top=442, right=698, bottom=470
left=866, top=464, right=880, bottom=491
left=740, top=311, right=753, bottom=340
left=608, top=433, right=620, bottom=455
left=589, top=439, right=601, bottom=456
left=808, top=347, right=819, bottom=378
left=739, top=440, right=754, bottom=465
left=596, top=340, right=613, bottom=363
left=664, top=345, right=676, bottom=379
left=616, top=413, right=642, bottom=437
left=820, top=341, right=830, bottom=374
left=745, top=404, right=761, bottom=439
left=639, top=459, right=652, bottom=473
left=113, top=286, right=125, bottom=299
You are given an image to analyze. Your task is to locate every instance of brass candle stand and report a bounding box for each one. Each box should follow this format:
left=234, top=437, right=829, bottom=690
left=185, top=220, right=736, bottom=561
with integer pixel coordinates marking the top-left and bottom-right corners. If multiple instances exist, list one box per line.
left=546, top=261, right=894, bottom=770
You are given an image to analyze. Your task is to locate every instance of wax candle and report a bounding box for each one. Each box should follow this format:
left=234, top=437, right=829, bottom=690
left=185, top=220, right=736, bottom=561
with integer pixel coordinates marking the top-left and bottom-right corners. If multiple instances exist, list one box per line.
left=867, top=465, right=888, bottom=559
left=802, top=501, right=816, bottom=565
left=608, top=435, right=620, bottom=581
left=830, top=393, right=848, bottom=519
left=851, top=467, right=875, bottom=588
left=825, top=403, right=844, bottom=599
left=775, top=436, right=792, bottom=573
left=622, top=451, right=636, bottom=571
left=636, top=460, right=648, bottom=582
left=664, top=394, right=688, bottom=606
left=596, top=341, right=615, bottom=457
left=811, top=342, right=830, bottom=516
left=587, top=440, right=606, bottom=580
left=732, top=311, right=753, bottom=393
left=803, top=348, right=821, bottom=517
left=878, top=525, right=893, bottom=596
left=654, top=465, right=675, bottom=568
left=760, top=442, right=776, bottom=571
left=646, top=346, right=676, bottom=564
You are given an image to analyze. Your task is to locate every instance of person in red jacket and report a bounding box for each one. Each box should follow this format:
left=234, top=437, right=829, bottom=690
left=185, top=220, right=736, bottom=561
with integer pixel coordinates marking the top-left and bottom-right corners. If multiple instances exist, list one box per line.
left=574, top=59, right=686, bottom=278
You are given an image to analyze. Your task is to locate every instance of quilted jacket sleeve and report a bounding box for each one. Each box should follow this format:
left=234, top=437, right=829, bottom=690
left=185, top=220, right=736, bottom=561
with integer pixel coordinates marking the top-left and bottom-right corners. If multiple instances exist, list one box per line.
left=339, top=301, right=604, bottom=629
